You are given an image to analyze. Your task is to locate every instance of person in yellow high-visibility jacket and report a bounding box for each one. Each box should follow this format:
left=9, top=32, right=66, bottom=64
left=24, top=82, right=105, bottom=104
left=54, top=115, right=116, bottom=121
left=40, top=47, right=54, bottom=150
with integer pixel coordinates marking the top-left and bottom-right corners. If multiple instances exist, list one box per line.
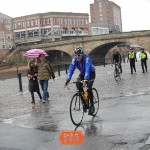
left=127, top=47, right=137, bottom=74
left=139, top=48, right=148, bottom=73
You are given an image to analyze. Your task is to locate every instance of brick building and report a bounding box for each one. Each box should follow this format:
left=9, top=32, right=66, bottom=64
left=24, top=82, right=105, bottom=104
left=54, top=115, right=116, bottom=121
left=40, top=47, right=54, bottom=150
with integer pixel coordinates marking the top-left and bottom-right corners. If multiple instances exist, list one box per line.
left=90, top=0, right=122, bottom=33
left=0, top=13, right=13, bottom=59
left=12, top=12, right=89, bottom=45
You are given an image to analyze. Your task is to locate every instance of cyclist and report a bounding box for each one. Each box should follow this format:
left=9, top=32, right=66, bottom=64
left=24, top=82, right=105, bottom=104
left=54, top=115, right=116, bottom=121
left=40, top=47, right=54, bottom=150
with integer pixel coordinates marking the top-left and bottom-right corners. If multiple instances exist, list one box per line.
left=112, top=49, right=122, bottom=74
left=65, top=47, right=96, bottom=115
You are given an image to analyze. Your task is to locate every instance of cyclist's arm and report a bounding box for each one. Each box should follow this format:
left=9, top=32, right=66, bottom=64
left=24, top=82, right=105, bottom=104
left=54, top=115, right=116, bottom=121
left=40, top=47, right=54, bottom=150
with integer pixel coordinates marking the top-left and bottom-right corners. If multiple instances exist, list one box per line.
left=111, top=54, right=114, bottom=64
left=119, top=53, right=122, bottom=63
left=66, top=58, right=76, bottom=81
left=84, top=56, right=92, bottom=80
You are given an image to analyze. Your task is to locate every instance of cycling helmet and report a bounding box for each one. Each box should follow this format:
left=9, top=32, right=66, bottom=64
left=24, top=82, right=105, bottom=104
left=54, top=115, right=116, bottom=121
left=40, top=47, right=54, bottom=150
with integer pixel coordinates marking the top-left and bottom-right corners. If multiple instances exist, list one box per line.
left=74, top=47, right=84, bottom=54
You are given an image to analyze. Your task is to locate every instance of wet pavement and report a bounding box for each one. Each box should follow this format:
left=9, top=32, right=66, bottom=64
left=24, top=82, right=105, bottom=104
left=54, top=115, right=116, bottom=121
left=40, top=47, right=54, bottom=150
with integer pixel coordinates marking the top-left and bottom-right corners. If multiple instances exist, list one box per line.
left=1, top=60, right=150, bottom=150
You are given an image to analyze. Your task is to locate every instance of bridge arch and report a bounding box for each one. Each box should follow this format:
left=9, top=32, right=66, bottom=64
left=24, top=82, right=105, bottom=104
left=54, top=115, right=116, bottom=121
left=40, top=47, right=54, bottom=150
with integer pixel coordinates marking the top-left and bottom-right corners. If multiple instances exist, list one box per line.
left=45, top=49, right=72, bottom=64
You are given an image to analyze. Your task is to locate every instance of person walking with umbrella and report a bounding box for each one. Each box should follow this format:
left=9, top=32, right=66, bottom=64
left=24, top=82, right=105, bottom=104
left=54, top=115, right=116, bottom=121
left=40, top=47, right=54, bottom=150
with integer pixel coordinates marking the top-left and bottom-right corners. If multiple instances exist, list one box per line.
left=127, top=47, right=137, bottom=74
left=27, top=61, right=42, bottom=103
left=36, top=54, right=55, bottom=103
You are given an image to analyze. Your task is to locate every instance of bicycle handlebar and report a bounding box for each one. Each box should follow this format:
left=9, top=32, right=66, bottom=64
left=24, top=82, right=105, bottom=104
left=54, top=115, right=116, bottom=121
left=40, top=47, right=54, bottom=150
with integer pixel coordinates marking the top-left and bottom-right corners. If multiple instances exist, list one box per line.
left=70, top=79, right=94, bottom=84
left=65, top=79, right=94, bottom=90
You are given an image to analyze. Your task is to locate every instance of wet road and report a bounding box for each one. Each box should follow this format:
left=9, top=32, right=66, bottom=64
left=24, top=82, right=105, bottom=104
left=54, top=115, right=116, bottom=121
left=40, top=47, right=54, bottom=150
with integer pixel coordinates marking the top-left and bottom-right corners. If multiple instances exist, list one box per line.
left=1, top=61, right=150, bottom=150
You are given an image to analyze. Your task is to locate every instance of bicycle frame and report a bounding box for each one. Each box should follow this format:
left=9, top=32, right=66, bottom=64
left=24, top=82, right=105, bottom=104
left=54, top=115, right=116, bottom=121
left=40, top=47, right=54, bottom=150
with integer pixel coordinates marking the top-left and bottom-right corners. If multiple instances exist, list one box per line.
left=114, top=62, right=121, bottom=80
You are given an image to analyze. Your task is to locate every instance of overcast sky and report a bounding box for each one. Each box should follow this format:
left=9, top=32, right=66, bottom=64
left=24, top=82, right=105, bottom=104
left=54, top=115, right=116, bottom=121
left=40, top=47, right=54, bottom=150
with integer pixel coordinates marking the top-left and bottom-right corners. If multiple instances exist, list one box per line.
left=1, top=0, right=150, bottom=32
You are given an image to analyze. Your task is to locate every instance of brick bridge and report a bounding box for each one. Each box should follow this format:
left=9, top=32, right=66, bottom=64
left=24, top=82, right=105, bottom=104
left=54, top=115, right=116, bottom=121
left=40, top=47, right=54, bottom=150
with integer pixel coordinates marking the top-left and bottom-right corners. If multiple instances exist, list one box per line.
left=7, top=30, right=150, bottom=64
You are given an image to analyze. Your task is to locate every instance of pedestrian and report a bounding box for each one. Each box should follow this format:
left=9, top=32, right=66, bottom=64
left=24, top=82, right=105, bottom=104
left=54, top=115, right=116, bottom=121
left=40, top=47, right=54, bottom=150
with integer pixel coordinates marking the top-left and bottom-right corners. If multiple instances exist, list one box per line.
left=112, top=49, right=122, bottom=73
left=127, top=47, right=137, bottom=74
left=64, top=47, right=96, bottom=115
left=36, top=54, right=55, bottom=103
left=27, top=61, right=42, bottom=103
left=139, top=48, right=148, bottom=73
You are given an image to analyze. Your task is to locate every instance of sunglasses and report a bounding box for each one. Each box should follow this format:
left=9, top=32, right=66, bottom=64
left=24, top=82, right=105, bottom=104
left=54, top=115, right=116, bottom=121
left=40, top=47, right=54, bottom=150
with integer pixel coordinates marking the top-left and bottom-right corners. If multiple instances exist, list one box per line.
left=76, top=54, right=82, bottom=57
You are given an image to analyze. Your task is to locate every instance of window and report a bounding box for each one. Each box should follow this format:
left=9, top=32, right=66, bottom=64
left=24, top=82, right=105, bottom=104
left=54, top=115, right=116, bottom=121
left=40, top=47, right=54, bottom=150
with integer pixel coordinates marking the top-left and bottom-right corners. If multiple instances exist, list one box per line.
left=70, top=18, right=72, bottom=25
left=27, top=21, right=30, bottom=26
left=64, top=18, right=67, bottom=25
left=35, top=20, right=38, bottom=25
left=78, top=18, right=81, bottom=25
left=7, top=25, right=10, bottom=30
left=2, top=38, right=5, bottom=42
left=41, top=28, right=51, bottom=36
left=28, top=29, right=39, bottom=37
left=9, top=44, right=12, bottom=49
left=73, top=18, right=76, bottom=25
left=43, top=19, right=46, bottom=25
left=2, top=45, right=5, bottom=48
left=22, top=21, right=25, bottom=27
left=47, top=18, right=51, bottom=24
left=85, top=19, right=88, bottom=24
left=13, top=24, right=16, bottom=29
left=53, top=18, right=59, bottom=25
left=15, top=31, right=26, bottom=39
left=31, top=20, right=34, bottom=26
left=8, top=36, right=11, bottom=42
left=1, top=32, right=4, bottom=37
left=53, top=27, right=59, bottom=35
left=0, top=19, right=3, bottom=22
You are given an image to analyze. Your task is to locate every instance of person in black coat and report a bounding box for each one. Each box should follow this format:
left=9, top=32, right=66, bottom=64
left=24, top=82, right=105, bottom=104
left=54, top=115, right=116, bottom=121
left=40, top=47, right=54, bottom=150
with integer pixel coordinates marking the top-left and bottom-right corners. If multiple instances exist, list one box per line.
left=27, top=61, right=42, bottom=103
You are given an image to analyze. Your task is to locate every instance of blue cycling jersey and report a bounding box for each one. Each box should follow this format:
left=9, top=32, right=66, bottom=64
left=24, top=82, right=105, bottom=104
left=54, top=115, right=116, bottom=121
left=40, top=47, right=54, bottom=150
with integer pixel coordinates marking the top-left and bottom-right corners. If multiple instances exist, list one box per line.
left=66, top=54, right=95, bottom=81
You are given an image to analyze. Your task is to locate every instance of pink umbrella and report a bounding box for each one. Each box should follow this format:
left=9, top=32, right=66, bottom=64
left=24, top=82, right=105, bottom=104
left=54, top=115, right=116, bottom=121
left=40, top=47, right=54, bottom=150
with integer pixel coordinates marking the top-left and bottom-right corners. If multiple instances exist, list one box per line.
left=23, top=49, right=48, bottom=58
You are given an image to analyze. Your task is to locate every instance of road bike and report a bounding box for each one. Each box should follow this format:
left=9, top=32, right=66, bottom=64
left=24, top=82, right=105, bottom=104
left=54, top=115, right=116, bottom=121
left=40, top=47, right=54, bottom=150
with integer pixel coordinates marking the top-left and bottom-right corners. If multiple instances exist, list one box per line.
left=68, top=81, right=99, bottom=126
left=113, top=62, right=122, bottom=81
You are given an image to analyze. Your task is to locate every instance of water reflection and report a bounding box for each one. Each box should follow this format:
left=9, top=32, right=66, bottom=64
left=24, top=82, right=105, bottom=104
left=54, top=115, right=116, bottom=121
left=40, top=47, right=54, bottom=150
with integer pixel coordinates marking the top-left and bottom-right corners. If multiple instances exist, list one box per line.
left=31, top=101, right=50, bottom=113
left=85, top=123, right=97, bottom=136
left=74, top=121, right=101, bottom=137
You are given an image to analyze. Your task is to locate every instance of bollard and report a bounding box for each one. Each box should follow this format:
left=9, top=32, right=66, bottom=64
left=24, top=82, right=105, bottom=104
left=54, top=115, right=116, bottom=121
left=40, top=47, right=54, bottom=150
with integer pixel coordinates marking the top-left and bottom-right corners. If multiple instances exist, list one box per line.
left=57, top=65, right=60, bottom=76
left=16, top=64, right=18, bottom=77
left=65, top=64, right=68, bottom=74
left=123, top=55, right=126, bottom=63
left=18, top=73, right=23, bottom=92
left=103, top=58, right=105, bottom=67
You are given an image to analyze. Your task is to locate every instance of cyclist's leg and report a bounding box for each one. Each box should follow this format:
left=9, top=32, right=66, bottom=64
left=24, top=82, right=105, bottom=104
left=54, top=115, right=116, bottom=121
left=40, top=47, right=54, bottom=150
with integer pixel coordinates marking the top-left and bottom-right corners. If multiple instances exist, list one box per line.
left=115, top=63, right=117, bottom=75
left=87, top=72, right=95, bottom=114
left=76, top=73, right=84, bottom=93
left=119, top=63, right=122, bottom=73
left=76, top=73, right=87, bottom=110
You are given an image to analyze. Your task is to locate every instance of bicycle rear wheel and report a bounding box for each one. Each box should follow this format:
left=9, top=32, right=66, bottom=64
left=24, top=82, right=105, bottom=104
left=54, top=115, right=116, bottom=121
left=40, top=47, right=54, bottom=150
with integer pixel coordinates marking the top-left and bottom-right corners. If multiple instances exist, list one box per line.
left=114, top=68, right=120, bottom=81
left=70, top=93, right=84, bottom=126
left=92, top=88, right=99, bottom=116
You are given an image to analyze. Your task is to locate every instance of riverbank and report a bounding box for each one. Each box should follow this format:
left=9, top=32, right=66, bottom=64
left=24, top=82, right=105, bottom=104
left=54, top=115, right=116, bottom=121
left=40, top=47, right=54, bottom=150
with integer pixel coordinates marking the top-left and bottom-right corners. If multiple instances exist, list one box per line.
left=0, top=65, right=28, bottom=73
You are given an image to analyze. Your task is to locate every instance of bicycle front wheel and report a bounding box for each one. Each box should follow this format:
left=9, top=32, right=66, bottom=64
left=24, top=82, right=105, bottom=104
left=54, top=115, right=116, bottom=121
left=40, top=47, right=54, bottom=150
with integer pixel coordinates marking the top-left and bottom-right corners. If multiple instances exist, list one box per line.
left=114, top=68, right=119, bottom=81
left=92, top=88, right=99, bottom=116
left=70, top=93, right=84, bottom=126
